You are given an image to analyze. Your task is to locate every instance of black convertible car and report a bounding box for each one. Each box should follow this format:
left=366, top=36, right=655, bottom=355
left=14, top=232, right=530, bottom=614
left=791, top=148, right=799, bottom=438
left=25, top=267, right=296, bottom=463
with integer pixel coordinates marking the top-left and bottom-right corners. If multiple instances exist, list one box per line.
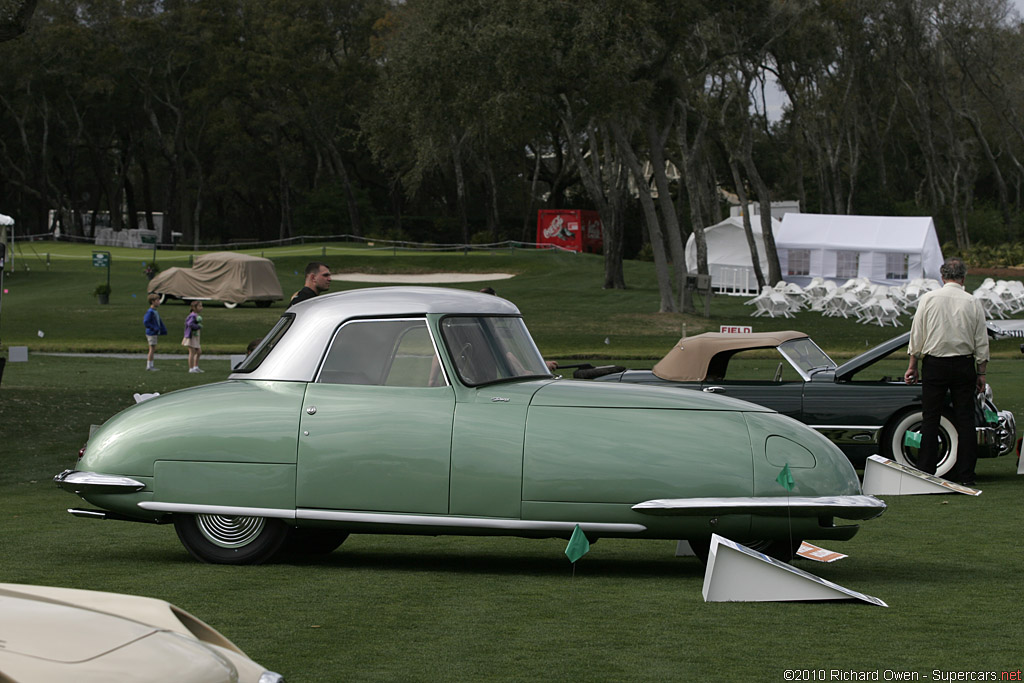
left=583, top=331, right=1015, bottom=477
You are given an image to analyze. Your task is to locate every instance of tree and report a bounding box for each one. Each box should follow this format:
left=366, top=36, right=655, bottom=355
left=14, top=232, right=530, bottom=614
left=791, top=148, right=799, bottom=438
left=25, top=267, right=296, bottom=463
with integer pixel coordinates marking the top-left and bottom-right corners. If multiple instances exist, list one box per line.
left=0, top=0, right=37, bottom=42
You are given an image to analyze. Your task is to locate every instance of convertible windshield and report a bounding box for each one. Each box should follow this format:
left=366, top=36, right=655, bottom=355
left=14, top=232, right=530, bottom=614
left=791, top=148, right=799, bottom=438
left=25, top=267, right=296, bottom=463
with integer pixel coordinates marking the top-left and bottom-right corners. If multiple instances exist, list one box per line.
left=777, top=338, right=835, bottom=380
left=441, top=316, right=551, bottom=386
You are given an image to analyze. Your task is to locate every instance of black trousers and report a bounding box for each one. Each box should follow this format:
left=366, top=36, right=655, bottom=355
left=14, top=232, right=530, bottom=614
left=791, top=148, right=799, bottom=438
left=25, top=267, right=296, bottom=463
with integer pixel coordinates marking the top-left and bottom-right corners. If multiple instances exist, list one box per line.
left=919, top=354, right=977, bottom=479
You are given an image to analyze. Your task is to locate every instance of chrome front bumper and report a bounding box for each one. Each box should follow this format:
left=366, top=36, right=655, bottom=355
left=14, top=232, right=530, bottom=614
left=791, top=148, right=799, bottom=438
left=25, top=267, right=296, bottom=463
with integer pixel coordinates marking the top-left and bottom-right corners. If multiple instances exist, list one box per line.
left=996, top=410, right=1017, bottom=455
left=54, top=469, right=146, bottom=494
left=977, top=410, right=1017, bottom=456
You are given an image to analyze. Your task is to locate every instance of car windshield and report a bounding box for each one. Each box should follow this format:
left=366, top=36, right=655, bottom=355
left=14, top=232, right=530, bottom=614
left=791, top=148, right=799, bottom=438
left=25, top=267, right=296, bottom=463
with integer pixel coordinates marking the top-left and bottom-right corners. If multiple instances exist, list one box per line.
left=440, top=316, right=551, bottom=386
left=777, top=338, right=835, bottom=380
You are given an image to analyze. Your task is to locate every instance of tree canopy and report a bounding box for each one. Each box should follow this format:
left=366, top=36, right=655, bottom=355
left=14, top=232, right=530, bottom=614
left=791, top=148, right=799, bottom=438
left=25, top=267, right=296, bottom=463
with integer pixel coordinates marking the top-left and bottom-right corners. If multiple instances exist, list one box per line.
left=2, top=0, right=1024, bottom=305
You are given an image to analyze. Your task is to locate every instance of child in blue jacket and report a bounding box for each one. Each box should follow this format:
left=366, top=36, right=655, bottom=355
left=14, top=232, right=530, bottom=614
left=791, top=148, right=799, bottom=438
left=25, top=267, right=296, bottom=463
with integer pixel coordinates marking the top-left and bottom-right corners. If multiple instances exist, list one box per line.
left=143, top=294, right=168, bottom=371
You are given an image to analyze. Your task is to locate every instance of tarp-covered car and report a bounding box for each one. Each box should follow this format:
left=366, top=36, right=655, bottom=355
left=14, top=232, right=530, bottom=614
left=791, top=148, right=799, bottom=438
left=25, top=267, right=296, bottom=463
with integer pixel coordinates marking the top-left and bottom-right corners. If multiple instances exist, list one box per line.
left=148, top=252, right=283, bottom=308
left=56, top=288, right=884, bottom=565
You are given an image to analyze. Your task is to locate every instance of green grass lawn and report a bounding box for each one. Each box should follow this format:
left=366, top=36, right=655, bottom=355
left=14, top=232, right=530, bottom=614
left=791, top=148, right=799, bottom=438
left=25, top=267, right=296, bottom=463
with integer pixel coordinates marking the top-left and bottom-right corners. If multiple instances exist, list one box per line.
left=3, top=245, right=1024, bottom=681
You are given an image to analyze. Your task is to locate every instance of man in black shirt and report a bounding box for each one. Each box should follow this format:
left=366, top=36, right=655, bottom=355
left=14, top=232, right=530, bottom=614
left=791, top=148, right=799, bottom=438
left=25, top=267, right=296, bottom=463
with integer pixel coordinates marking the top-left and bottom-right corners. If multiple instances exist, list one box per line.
left=289, top=262, right=332, bottom=306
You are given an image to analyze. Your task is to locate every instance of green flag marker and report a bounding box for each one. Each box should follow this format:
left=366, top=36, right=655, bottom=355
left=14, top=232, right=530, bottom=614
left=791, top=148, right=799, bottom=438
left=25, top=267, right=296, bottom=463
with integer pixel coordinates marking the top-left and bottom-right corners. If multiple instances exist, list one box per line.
left=903, top=430, right=922, bottom=448
left=776, top=463, right=795, bottom=492
left=565, top=524, right=590, bottom=563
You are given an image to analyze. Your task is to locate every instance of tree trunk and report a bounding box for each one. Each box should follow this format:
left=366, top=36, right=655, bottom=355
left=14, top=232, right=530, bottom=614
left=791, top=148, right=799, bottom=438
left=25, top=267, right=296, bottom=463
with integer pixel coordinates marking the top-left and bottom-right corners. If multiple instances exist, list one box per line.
left=451, top=133, right=469, bottom=244
left=674, top=104, right=709, bottom=315
left=615, top=124, right=675, bottom=312
left=964, top=110, right=1012, bottom=235
left=646, top=119, right=687, bottom=312
left=727, top=156, right=766, bottom=290
left=324, top=140, right=362, bottom=237
left=741, top=129, right=782, bottom=285
left=559, top=110, right=625, bottom=290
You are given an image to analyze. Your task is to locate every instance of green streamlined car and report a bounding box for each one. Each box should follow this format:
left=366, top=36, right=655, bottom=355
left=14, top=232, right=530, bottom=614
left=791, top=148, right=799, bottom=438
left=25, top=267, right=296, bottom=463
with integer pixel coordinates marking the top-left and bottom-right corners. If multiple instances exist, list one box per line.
left=56, top=287, right=884, bottom=565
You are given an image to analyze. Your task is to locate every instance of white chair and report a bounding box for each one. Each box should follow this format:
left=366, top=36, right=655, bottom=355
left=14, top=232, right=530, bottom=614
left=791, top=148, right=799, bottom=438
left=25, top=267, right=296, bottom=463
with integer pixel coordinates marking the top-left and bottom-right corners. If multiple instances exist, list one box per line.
left=772, top=281, right=807, bottom=312
left=994, top=280, right=1024, bottom=314
left=875, top=297, right=903, bottom=327
left=745, top=286, right=774, bottom=317
left=766, top=291, right=796, bottom=318
left=974, top=289, right=1009, bottom=319
left=826, top=292, right=861, bottom=319
left=806, top=280, right=837, bottom=311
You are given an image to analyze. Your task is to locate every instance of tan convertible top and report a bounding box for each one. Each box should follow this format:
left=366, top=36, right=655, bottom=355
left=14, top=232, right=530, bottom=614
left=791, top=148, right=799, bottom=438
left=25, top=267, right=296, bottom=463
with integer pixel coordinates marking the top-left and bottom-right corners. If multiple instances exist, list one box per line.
left=148, top=252, right=283, bottom=303
left=652, top=330, right=808, bottom=382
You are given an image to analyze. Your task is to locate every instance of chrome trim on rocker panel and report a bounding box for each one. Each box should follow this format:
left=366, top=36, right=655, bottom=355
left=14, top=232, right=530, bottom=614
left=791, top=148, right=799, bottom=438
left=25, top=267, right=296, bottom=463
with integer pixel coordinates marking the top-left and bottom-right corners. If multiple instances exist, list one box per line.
left=137, top=503, right=648, bottom=533
left=137, top=502, right=296, bottom=519
left=296, top=510, right=647, bottom=534
left=632, top=495, right=886, bottom=520
left=810, top=426, right=881, bottom=445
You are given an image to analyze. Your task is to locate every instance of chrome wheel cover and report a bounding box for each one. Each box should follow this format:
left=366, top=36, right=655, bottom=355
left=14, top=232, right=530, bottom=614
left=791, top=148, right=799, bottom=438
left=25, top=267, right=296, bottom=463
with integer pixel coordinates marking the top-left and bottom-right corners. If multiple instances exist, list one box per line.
left=195, top=514, right=265, bottom=549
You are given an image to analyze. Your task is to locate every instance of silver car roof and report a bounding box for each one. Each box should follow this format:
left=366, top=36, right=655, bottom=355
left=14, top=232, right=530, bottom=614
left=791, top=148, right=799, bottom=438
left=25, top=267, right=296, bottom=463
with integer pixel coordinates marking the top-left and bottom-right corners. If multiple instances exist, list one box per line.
left=231, top=286, right=522, bottom=382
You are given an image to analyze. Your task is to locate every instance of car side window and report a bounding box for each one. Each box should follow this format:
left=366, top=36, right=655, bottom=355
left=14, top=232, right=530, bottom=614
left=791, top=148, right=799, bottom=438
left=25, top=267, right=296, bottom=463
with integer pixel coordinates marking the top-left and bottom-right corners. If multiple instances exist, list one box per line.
left=713, top=349, right=803, bottom=383
left=317, top=318, right=445, bottom=387
left=233, top=315, right=294, bottom=373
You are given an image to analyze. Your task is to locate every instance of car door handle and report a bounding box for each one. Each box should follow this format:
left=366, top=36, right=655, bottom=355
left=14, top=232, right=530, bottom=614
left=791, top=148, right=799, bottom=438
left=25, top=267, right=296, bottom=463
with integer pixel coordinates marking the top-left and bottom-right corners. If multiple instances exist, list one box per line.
left=703, top=386, right=724, bottom=393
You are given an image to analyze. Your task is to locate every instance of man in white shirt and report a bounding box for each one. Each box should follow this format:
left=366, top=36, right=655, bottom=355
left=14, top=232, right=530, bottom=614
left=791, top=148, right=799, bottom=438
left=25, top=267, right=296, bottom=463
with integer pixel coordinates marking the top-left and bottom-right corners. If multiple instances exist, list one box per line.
left=904, top=257, right=989, bottom=485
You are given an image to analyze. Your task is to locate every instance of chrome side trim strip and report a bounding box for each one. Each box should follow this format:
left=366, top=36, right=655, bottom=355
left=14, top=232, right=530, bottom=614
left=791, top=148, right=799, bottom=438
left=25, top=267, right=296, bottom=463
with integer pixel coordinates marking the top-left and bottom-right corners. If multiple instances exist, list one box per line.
left=137, top=502, right=296, bottom=519
left=807, top=425, right=882, bottom=430
left=68, top=508, right=111, bottom=519
left=68, top=508, right=169, bottom=524
left=296, top=510, right=646, bottom=534
left=631, top=495, right=886, bottom=520
left=135, top=503, right=648, bottom=533
left=809, top=426, right=882, bottom=445
left=54, top=470, right=146, bottom=494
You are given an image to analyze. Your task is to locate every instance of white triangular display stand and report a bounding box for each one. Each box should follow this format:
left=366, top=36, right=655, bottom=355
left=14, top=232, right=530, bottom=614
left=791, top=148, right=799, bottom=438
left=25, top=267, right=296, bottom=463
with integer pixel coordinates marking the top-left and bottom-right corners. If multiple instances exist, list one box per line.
left=862, top=455, right=981, bottom=496
left=1017, top=447, right=1024, bottom=475
left=675, top=540, right=695, bottom=557
left=702, top=534, right=887, bottom=606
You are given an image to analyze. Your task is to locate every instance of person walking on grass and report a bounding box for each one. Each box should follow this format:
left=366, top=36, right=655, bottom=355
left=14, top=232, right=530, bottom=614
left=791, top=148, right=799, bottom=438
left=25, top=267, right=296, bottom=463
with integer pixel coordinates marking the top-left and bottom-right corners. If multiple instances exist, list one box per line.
left=143, top=294, right=168, bottom=371
left=182, top=300, right=204, bottom=373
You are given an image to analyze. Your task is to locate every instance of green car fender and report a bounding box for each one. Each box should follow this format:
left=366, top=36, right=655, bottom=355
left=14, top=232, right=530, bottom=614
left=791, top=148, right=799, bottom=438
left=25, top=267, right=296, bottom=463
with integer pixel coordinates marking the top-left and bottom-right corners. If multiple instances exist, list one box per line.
left=77, top=381, right=306, bottom=518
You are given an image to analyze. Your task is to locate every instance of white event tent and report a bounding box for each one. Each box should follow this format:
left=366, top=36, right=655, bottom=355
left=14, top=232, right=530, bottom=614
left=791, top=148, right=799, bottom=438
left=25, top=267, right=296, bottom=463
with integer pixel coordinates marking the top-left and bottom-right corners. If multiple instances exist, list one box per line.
left=684, top=216, right=779, bottom=294
left=776, top=214, right=944, bottom=287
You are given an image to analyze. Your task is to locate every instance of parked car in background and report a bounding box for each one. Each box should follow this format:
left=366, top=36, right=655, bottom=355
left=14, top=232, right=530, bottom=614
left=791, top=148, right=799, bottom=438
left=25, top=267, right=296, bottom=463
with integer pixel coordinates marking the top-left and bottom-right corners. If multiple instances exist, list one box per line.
left=585, top=331, right=1016, bottom=478
left=55, top=288, right=884, bottom=565
left=148, top=251, right=283, bottom=308
left=0, top=583, right=283, bottom=682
